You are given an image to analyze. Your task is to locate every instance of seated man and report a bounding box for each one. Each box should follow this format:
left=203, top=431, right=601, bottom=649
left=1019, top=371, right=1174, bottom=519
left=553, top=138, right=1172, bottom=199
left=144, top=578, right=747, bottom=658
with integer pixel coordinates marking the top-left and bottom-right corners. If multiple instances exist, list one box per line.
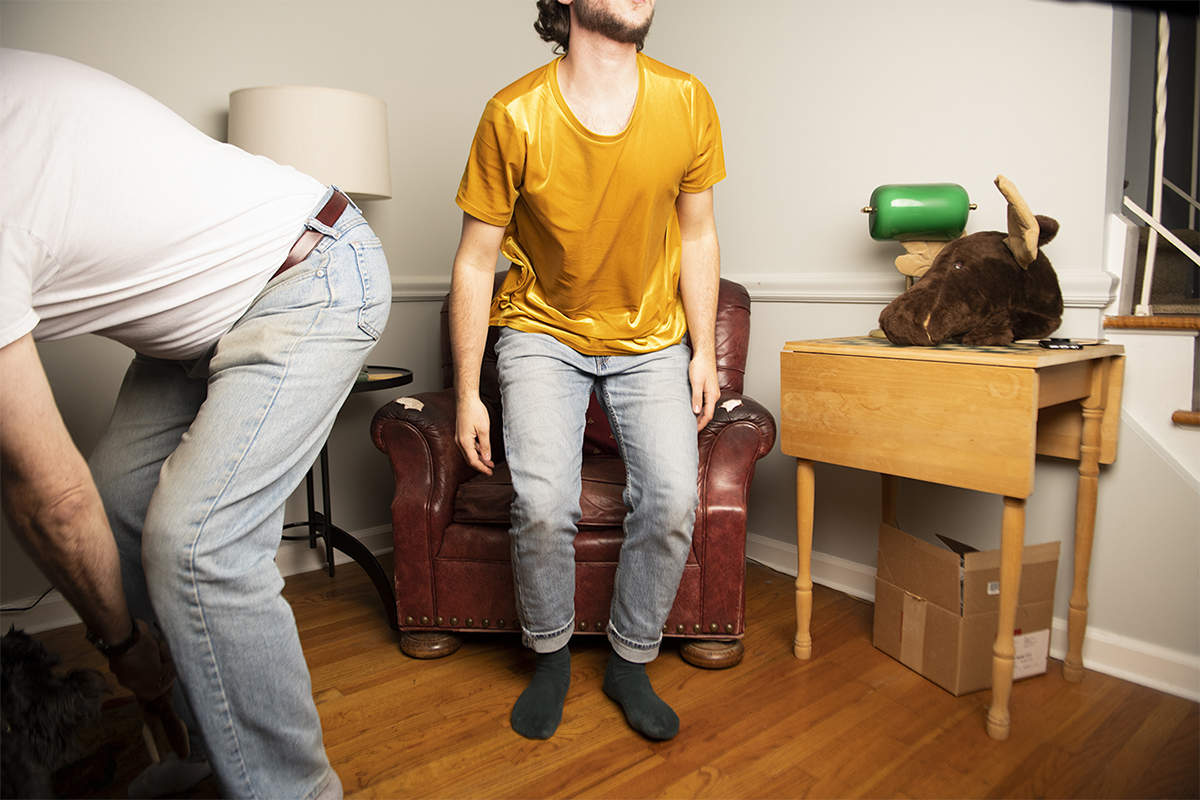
left=0, top=48, right=390, bottom=799
left=449, top=0, right=724, bottom=740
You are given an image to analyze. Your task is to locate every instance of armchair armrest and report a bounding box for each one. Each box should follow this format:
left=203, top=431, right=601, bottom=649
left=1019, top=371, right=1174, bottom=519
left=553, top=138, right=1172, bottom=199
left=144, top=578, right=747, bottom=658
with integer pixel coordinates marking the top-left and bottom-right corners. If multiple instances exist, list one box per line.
left=698, top=391, right=777, bottom=465
left=693, top=391, right=777, bottom=619
left=370, top=388, right=477, bottom=559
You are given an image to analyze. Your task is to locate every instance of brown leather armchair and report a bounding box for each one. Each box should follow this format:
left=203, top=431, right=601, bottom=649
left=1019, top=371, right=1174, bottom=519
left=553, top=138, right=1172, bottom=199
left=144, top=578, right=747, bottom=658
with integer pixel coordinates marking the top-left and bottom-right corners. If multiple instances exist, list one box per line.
left=370, top=276, right=776, bottom=667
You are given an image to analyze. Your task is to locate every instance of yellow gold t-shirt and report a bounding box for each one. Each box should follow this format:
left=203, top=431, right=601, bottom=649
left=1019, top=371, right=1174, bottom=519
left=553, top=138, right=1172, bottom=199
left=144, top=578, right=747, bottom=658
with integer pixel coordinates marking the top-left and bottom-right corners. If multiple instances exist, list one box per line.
left=455, top=53, right=725, bottom=355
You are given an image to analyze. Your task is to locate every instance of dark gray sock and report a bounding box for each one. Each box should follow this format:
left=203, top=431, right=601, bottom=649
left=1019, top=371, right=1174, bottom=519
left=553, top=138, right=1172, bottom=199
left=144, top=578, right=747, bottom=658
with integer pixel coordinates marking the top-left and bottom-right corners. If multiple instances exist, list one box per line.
left=511, top=645, right=571, bottom=739
left=603, top=653, right=679, bottom=740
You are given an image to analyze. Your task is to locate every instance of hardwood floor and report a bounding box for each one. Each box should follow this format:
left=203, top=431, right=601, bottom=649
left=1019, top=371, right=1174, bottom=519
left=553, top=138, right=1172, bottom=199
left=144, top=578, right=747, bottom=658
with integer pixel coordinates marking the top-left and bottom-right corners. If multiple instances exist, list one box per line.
left=32, top=556, right=1199, bottom=799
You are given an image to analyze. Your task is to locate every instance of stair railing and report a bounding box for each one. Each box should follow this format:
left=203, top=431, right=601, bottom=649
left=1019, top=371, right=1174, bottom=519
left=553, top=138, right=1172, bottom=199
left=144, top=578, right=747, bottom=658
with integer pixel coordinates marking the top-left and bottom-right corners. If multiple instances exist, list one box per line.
left=1122, top=11, right=1200, bottom=317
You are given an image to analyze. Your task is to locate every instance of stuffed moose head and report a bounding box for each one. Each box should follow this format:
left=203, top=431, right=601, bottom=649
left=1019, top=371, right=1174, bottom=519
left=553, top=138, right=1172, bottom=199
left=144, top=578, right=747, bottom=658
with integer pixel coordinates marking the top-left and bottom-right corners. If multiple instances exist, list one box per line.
left=877, top=176, right=1064, bottom=347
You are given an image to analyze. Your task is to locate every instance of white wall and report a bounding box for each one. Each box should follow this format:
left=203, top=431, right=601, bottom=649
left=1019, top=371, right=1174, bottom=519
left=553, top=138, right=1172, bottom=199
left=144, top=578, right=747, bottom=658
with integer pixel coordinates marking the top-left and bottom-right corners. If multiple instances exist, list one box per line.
left=2, top=0, right=1197, bottom=700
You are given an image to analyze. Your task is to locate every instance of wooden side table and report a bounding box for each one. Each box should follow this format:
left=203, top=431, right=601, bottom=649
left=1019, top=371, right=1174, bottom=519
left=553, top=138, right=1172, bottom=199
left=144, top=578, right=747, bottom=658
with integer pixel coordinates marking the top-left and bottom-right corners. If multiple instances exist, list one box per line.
left=779, top=336, right=1124, bottom=740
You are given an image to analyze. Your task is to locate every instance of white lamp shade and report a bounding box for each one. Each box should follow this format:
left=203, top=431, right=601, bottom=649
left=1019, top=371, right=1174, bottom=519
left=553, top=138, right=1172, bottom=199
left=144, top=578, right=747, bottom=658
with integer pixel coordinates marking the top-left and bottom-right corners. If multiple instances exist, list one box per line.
left=228, top=86, right=392, bottom=201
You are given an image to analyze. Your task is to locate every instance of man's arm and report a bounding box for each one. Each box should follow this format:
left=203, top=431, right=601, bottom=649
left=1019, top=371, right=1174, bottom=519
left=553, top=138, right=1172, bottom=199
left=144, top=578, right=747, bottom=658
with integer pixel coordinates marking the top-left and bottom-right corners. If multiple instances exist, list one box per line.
left=448, top=212, right=507, bottom=475
left=676, top=187, right=721, bottom=430
left=0, top=334, right=174, bottom=702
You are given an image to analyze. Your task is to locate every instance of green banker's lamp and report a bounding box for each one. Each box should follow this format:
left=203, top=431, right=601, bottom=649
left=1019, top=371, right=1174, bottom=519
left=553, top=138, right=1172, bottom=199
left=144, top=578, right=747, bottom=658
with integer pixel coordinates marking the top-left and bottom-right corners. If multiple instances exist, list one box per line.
left=862, top=183, right=976, bottom=286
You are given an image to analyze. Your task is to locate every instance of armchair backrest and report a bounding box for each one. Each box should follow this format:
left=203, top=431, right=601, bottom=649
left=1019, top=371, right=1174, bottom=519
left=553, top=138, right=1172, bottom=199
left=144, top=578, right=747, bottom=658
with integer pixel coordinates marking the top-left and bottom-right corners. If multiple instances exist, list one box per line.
left=438, top=273, right=752, bottom=459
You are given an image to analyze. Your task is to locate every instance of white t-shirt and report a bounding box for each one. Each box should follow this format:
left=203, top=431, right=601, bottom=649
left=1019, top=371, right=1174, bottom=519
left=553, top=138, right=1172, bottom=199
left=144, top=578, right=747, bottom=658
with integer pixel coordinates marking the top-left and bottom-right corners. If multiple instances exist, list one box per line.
left=0, top=49, right=326, bottom=359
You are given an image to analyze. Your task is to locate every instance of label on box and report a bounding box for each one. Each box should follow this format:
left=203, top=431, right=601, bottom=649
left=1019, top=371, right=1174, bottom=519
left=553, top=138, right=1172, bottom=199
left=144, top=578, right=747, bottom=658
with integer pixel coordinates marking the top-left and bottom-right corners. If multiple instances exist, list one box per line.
left=1012, top=628, right=1050, bottom=679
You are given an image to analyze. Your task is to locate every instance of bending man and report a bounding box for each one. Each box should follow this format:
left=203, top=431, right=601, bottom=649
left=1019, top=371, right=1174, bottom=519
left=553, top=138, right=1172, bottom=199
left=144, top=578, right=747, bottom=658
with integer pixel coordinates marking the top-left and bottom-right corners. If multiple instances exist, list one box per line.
left=0, top=48, right=389, bottom=799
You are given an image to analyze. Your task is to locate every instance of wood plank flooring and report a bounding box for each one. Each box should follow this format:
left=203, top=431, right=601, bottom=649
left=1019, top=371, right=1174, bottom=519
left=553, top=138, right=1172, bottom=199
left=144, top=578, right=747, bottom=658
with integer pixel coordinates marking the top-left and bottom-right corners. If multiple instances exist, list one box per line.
left=31, top=556, right=1199, bottom=799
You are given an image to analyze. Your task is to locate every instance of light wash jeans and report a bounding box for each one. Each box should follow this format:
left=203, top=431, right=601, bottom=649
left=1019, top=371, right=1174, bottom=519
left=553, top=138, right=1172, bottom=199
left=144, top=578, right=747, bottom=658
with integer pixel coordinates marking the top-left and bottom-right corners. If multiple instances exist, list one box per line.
left=494, top=328, right=698, bottom=664
left=88, top=188, right=389, bottom=800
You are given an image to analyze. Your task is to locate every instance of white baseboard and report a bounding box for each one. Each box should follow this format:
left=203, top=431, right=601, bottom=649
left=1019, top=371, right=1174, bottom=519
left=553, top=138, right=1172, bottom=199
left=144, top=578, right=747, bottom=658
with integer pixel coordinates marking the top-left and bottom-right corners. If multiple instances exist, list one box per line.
left=745, top=532, right=877, bottom=600
left=1050, top=621, right=1200, bottom=703
left=0, top=525, right=394, bottom=636
left=745, top=533, right=1200, bottom=702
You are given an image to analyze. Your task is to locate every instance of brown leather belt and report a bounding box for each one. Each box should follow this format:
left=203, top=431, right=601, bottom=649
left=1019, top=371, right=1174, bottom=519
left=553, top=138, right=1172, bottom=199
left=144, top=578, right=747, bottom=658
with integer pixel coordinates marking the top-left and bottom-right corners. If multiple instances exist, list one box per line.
left=273, top=190, right=350, bottom=280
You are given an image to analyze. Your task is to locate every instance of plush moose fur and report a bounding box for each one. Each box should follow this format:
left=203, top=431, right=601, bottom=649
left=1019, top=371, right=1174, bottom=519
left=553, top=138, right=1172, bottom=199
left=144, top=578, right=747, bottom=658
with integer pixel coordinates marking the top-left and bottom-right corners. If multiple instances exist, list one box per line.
left=1, top=628, right=108, bottom=799
left=878, top=176, right=1064, bottom=347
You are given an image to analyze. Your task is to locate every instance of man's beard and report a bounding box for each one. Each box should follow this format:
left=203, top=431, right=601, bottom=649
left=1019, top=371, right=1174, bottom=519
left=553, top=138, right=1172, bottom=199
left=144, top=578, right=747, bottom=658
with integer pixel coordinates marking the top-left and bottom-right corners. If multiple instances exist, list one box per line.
left=573, top=0, right=654, bottom=48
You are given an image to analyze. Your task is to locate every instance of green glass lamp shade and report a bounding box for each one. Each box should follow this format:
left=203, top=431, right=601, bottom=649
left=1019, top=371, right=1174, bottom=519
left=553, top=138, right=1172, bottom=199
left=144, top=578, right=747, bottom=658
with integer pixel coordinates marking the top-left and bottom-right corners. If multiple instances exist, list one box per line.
left=865, top=183, right=972, bottom=242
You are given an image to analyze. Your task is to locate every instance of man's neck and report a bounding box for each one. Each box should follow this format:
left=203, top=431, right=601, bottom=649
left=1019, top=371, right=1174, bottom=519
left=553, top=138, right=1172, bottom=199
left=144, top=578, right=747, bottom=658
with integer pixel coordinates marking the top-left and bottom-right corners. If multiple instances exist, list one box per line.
left=558, top=34, right=639, bottom=135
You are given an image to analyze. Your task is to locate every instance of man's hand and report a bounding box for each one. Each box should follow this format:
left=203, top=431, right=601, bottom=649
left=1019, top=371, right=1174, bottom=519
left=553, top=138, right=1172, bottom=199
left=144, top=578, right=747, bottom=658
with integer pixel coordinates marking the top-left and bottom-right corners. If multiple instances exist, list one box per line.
left=106, top=620, right=175, bottom=701
left=455, top=395, right=495, bottom=475
left=107, top=621, right=189, bottom=762
left=689, top=355, right=720, bottom=430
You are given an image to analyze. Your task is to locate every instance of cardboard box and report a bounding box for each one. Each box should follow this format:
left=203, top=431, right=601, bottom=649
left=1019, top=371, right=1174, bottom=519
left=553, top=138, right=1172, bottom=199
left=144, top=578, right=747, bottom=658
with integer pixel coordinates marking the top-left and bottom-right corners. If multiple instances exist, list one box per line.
left=873, top=523, right=1059, bottom=696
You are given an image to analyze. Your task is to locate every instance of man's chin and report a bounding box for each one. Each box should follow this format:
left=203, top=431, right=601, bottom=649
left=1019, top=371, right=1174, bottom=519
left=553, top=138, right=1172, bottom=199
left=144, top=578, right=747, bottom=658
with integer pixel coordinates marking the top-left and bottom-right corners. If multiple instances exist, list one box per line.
left=574, top=0, right=654, bottom=48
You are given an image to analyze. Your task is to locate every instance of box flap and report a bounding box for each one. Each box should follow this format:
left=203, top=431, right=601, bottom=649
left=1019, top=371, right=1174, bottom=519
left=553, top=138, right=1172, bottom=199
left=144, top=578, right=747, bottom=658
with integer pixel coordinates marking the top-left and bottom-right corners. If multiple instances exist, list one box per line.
left=962, top=541, right=1060, bottom=617
left=877, top=524, right=961, bottom=612
left=936, top=534, right=979, bottom=557
left=900, top=593, right=927, bottom=672
left=921, top=604, right=965, bottom=694
left=872, top=578, right=905, bottom=659
left=962, top=539, right=1060, bottom=573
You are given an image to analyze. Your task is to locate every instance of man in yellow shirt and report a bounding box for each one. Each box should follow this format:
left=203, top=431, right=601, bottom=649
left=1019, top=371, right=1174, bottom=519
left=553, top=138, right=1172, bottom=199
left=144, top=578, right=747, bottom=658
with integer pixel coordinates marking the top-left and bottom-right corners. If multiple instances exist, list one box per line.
left=450, top=0, right=723, bottom=740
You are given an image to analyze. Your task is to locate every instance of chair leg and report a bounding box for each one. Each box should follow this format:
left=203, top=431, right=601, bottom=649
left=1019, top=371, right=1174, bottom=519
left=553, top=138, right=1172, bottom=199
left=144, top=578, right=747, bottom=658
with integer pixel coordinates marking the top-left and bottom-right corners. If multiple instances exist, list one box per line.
left=680, top=639, right=745, bottom=669
left=400, top=631, right=463, bottom=659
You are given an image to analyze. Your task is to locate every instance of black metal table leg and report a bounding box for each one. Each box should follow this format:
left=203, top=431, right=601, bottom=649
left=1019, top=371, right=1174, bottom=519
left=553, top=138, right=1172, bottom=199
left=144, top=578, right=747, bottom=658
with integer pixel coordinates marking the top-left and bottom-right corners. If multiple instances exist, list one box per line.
left=280, top=366, right=412, bottom=631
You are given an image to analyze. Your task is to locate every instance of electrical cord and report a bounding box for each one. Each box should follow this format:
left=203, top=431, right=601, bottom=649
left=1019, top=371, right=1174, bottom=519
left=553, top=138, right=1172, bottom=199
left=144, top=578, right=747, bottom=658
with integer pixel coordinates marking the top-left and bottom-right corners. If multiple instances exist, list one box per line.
left=0, top=586, right=54, bottom=613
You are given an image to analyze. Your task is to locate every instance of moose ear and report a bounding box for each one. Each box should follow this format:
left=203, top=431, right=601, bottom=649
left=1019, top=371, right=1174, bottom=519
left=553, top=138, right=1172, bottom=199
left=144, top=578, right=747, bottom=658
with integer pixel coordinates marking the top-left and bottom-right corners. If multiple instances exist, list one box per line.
left=1035, top=214, right=1059, bottom=247
left=995, top=175, right=1039, bottom=269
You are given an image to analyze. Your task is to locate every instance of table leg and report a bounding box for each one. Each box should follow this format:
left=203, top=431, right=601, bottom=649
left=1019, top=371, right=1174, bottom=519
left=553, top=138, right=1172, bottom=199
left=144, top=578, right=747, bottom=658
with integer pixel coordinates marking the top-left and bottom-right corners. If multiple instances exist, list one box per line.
left=324, top=524, right=399, bottom=631
left=318, top=446, right=335, bottom=577
left=282, top=445, right=398, bottom=629
left=881, top=474, right=898, bottom=528
left=987, top=495, right=1026, bottom=741
left=304, top=467, right=319, bottom=550
left=1064, top=400, right=1105, bottom=682
left=794, top=458, right=815, bottom=659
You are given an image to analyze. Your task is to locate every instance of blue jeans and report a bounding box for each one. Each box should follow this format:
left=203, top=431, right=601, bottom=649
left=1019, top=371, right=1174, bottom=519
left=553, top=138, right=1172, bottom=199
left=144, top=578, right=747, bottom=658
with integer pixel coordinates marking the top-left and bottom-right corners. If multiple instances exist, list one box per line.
left=88, top=189, right=389, bottom=800
left=494, top=328, right=698, bottom=664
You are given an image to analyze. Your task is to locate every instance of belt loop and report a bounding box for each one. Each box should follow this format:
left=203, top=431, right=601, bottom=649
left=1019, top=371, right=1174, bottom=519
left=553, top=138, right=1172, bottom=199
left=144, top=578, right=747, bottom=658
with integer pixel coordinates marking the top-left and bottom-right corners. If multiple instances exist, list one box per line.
left=331, top=185, right=361, bottom=216
left=272, top=189, right=350, bottom=280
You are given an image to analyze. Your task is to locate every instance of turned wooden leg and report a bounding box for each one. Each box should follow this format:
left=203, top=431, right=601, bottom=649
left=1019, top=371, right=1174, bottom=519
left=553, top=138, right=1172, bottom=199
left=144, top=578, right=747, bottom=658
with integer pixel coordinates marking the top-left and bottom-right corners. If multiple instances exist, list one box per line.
left=881, top=474, right=898, bottom=528
left=1064, top=403, right=1105, bottom=683
left=794, top=458, right=815, bottom=660
left=987, top=496, right=1026, bottom=741
left=400, top=631, right=463, bottom=659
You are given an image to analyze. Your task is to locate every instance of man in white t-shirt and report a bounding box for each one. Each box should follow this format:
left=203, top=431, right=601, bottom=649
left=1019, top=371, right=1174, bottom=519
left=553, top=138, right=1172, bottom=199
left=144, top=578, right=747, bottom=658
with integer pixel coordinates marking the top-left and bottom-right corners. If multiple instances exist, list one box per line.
left=0, top=49, right=390, bottom=800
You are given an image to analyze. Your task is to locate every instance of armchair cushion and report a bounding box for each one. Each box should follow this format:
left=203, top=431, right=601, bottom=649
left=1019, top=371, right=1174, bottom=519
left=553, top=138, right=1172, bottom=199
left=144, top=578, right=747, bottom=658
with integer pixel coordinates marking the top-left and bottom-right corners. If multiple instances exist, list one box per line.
left=454, top=458, right=629, bottom=529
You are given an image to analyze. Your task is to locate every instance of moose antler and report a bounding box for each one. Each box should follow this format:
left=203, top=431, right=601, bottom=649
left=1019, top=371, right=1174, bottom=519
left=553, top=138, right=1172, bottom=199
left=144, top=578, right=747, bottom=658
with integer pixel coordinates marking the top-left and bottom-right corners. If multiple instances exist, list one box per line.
left=995, top=175, right=1039, bottom=269
left=895, top=240, right=949, bottom=278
